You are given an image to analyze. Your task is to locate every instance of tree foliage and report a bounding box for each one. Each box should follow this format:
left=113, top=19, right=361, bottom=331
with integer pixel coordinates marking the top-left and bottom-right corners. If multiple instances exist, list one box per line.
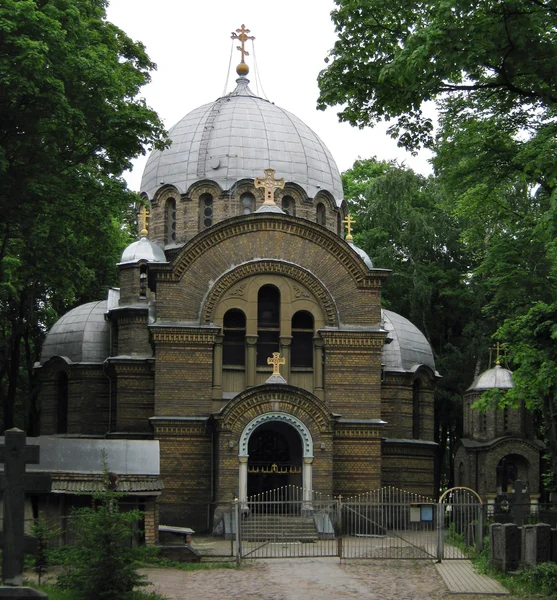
left=0, top=0, right=168, bottom=430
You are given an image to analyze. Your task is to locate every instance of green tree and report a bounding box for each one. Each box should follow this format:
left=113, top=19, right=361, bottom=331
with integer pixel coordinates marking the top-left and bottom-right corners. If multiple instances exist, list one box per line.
left=0, top=0, right=168, bottom=430
left=58, top=460, right=147, bottom=600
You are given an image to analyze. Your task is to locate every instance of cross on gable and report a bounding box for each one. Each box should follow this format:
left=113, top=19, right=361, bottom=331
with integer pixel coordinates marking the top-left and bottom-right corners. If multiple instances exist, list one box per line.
left=267, top=352, right=286, bottom=376
left=0, top=429, right=51, bottom=586
left=254, top=168, right=285, bottom=206
left=343, top=214, right=355, bottom=242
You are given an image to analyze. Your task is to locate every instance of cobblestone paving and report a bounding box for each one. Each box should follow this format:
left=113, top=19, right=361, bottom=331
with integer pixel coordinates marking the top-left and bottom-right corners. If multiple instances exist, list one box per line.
left=141, top=558, right=518, bottom=600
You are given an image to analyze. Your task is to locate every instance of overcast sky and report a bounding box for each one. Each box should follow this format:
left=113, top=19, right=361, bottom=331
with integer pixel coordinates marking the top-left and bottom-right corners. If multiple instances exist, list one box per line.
left=106, top=0, right=433, bottom=191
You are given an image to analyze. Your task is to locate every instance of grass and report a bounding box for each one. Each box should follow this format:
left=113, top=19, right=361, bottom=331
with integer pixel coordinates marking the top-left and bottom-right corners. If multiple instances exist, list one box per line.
left=25, top=582, right=166, bottom=600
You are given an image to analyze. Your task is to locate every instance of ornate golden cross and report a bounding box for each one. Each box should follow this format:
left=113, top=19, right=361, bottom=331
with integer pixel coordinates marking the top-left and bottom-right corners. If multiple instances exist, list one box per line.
left=138, top=205, right=150, bottom=237
left=231, top=24, right=255, bottom=63
left=343, top=214, right=355, bottom=241
left=267, top=352, right=286, bottom=376
left=255, top=168, right=285, bottom=206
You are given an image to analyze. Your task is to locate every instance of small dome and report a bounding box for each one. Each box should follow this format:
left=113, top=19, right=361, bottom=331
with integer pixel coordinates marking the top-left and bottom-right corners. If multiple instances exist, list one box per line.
left=347, top=239, right=373, bottom=269
left=468, top=364, right=513, bottom=392
left=255, top=204, right=285, bottom=214
left=119, top=236, right=166, bottom=264
left=140, top=77, right=343, bottom=204
left=40, top=301, right=110, bottom=365
left=382, top=309, right=436, bottom=373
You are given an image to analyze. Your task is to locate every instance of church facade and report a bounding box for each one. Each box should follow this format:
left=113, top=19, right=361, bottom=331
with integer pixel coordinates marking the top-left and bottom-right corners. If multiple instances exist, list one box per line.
left=35, top=55, right=440, bottom=535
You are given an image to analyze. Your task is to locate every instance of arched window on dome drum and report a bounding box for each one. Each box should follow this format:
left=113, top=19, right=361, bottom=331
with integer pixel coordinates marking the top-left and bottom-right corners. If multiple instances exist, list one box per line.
left=56, top=371, right=68, bottom=434
left=165, top=198, right=176, bottom=244
left=200, top=193, right=213, bottom=229
left=223, top=309, right=246, bottom=367
left=282, top=195, right=296, bottom=216
left=241, top=192, right=255, bottom=215
left=412, top=379, right=421, bottom=439
left=316, top=203, right=326, bottom=226
left=291, top=311, right=314, bottom=368
left=257, top=285, right=280, bottom=367
left=139, top=264, right=147, bottom=298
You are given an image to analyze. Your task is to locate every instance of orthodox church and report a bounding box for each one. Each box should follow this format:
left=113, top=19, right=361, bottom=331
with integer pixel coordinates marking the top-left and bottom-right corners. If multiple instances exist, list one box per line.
left=34, top=30, right=441, bottom=536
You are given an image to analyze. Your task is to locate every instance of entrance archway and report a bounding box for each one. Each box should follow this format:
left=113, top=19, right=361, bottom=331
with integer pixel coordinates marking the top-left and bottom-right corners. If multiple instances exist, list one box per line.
left=238, top=412, right=313, bottom=503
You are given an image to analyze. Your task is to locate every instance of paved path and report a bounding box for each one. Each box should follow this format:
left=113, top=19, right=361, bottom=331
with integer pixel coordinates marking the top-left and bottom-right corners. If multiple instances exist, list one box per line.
left=435, top=560, right=509, bottom=595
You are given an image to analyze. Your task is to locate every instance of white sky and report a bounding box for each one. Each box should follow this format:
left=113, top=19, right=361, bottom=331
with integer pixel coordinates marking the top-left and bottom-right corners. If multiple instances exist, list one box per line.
left=106, top=0, right=433, bottom=192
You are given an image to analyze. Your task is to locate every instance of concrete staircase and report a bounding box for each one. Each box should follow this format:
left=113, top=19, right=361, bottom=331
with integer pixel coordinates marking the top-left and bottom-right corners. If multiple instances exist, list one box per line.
left=240, top=514, right=319, bottom=542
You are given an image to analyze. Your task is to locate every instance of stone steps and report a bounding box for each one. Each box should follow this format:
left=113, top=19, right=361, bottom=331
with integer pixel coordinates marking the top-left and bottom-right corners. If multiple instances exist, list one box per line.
left=240, top=515, right=318, bottom=542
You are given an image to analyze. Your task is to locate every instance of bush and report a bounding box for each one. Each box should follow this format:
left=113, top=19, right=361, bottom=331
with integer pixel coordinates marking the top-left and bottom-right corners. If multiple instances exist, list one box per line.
left=517, top=562, right=557, bottom=598
left=57, top=458, right=147, bottom=600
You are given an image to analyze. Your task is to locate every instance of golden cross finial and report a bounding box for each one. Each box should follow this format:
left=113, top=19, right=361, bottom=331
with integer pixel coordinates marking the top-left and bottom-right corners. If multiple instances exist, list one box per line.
left=231, top=24, right=255, bottom=64
left=267, top=352, right=286, bottom=376
left=255, top=168, right=285, bottom=206
left=138, top=205, right=150, bottom=237
left=343, top=214, right=355, bottom=242
left=494, top=342, right=501, bottom=366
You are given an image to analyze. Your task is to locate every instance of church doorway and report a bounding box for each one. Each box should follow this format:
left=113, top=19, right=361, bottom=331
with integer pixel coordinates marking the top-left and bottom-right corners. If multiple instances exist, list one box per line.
left=247, top=421, right=303, bottom=498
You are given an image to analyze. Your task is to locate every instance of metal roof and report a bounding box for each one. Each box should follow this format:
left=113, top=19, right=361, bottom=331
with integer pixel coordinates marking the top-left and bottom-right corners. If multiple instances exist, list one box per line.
left=40, top=301, right=109, bottom=365
left=347, top=239, right=373, bottom=269
left=140, top=77, right=343, bottom=204
left=467, top=364, right=514, bottom=391
left=1, top=436, right=160, bottom=476
left=381, top=309, right=436, bottom=373
left=119, top=236, right=167, bottom=264
left=51, top=476, right=163, bottom=494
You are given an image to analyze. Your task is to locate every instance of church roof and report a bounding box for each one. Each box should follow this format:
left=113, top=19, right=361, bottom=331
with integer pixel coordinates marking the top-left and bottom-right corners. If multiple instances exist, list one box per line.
left=140, top=77, right=343, bottom=204
left=381, top=309, right=436, bottom=373
left=468, top=364, right=514, bottom=391
left=39, top=300, right=109, bottom=365
left=119, top=235, right=167, bottom=264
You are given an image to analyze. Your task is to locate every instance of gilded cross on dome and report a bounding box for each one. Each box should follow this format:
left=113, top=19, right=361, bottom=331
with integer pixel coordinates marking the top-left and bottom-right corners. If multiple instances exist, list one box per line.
left=343, top=214, right=355, bottom=242
left=255, top=168, right=285, bottom=206
left=138, top=205, right=150, bottom=237
left=231, top=24, right=255, bottom=75
left=267, top=352, right=286, bottom=376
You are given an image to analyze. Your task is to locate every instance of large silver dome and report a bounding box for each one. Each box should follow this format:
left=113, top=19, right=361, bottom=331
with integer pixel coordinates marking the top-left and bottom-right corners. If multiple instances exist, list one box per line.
left=140, top=78, right=343, bottom=204
left=382, top=309, right=436, bottom=373
left=40, top=301, right=109, bottom=365
left=468, top=364, right=513, bottom=391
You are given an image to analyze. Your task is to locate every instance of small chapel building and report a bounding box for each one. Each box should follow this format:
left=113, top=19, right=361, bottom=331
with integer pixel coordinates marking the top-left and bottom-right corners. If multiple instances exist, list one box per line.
left=33, top=41, right=440, bottom=536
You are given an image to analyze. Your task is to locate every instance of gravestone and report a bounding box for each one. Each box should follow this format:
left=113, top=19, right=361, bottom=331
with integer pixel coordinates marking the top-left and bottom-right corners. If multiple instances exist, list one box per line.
left=0, top=429, right=50, bottom=598
left=510, top=479, right=530, bottom=527
left=490, top=522, right=521, bottom=572
left=521, top=523, right=551, bottom=566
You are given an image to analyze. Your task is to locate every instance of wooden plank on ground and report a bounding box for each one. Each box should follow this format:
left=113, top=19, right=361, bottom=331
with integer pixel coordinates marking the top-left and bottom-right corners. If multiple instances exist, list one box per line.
left=435, top=560, right=509, bottom=595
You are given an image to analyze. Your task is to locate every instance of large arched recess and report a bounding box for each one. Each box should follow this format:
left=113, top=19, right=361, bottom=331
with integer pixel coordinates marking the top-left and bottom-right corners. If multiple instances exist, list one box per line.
left=150, top=214, right=389, bottom=325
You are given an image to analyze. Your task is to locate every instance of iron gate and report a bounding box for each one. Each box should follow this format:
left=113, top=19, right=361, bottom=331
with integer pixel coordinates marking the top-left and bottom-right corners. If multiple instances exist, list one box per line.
left=229, top=485, right=483, bottom=560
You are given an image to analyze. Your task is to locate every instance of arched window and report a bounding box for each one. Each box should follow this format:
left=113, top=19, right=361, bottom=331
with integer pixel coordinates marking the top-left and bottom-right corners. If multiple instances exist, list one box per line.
left=241, top=193, right=255, bottom=215
left=282, top=195, right=296, bottom=216
left=316, top=203, right=326, bottom=226
left=56, top=371, right=68, bottom=434
left=291, top=311, right=314, bottom=368
left=165, top=198, right=176, bottom=244
left=412, top=379, right=421, bottom=439
left=223, top=309, right=246, bottom=366
left=257, top=285, right=280, bottom=366
left=200, top=193, right=213, bottom=229
left=139, top=264, right=147, bottom=298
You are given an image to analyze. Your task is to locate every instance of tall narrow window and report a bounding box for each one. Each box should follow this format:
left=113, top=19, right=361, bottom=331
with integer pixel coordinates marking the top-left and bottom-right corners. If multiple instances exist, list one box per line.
left=316, top=203, right=326, bottom=226
left=291, top=311, right=314, bottom=368
left=223, top=309, right=246, bottom=366
left=257, top=285, right=280, bottom=366
left=412, top=379, right=421, bottom=439
left=282, top=195, right=296, bottom=216
left=200, top=193, right=213, bottom=229
left=139, top=264, right=147, bottom=298
left=56, top=371, right=68, bottom=434
left=337, top=212, right=342, bottom=236
left=165, top=198, right=176, bottom=244
left=241, top=192, right=255, bottom=215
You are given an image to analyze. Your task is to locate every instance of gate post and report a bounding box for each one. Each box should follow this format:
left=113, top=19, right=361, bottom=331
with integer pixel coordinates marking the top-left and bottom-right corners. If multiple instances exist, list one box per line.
left=476, top=504, right=484, bottom=554
left=234, top=498, right=242, bottom=565
left=337, top=495, right=343, bottom=559
left=436, top=502, right=444, bottom=562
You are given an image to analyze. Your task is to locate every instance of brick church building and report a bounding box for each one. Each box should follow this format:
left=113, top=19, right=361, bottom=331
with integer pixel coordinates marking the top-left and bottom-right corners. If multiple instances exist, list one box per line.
left=34, top=48, right=440, bottom=535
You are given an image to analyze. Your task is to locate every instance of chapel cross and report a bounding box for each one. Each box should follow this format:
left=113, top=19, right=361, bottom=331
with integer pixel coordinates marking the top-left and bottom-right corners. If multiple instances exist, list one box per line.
left=255, top=168, right=285, bottom=206
left=231, top=24, right=255, bottom=63
left=138, top=205, right=150, bottom=237
left=0, top=429, right=51, bottom=587
left=343, top=214, right=355, bottom=242
left=267, top=352, right=286, bottom=376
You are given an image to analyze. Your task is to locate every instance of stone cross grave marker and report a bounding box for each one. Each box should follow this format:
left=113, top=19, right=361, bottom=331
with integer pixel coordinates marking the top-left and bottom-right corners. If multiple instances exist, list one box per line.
left=0, top=429, right=50, bottom=587
left=511, top=479, right=530, bottom=527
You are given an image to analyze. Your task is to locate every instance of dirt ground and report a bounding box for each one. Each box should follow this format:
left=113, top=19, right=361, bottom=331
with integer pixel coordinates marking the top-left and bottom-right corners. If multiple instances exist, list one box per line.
left=141, top=558, right=519, bottom=600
